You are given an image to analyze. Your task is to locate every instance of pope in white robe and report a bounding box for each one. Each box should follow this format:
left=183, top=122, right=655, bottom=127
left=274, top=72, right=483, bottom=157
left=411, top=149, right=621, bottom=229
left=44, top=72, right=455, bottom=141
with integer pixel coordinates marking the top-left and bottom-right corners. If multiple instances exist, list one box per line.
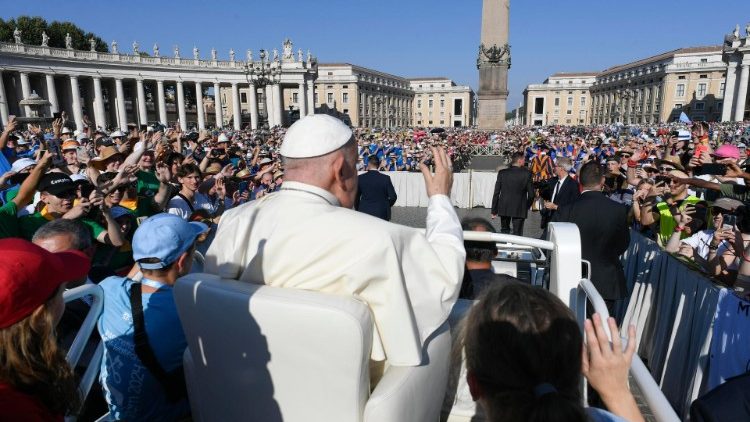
left=204, top=115, right=465, bottom=366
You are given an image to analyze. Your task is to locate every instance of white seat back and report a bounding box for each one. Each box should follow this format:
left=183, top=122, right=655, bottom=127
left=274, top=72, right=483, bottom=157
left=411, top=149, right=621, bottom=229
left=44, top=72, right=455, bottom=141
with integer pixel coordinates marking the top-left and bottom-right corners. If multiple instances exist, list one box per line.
left=174, top=273, right=373, bottom=422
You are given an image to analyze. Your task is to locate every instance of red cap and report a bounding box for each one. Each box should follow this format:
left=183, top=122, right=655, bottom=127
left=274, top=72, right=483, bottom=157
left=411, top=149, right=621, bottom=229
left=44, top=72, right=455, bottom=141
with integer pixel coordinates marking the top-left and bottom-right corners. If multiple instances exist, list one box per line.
left=0, top=238, right=91, bottom=328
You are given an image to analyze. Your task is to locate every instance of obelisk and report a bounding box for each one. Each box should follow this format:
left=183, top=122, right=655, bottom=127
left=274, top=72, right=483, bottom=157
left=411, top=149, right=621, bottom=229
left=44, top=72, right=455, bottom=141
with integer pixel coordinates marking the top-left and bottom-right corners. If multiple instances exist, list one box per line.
left=477, top=0, right=510, bottom=129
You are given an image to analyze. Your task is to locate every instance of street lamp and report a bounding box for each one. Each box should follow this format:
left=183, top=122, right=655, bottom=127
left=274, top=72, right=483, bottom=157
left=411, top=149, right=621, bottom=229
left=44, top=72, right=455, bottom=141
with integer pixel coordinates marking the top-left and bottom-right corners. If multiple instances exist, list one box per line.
left=244, top=49, right=281, bottom=129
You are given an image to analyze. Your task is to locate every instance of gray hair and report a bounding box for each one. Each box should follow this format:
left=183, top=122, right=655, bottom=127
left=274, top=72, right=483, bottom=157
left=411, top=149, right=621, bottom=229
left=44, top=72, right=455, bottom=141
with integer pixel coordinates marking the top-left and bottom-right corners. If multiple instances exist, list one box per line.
left=556, top=157, right=573, bottom=172
left=32, top=219, right=93, bottom=252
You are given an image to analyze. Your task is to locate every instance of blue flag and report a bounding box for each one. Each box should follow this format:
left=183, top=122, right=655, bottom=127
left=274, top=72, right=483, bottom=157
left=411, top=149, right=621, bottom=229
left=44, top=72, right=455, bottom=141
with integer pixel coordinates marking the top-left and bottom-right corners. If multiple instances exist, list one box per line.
left=679, top=112, right=691, bottom=124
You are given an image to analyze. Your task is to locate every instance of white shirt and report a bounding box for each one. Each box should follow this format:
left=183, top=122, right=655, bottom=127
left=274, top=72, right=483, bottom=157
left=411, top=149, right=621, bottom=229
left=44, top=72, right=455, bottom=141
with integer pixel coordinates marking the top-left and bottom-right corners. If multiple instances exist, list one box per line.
left=551, top=175, right=568, bottom=203
left=205, top=181, right=465, bottom=366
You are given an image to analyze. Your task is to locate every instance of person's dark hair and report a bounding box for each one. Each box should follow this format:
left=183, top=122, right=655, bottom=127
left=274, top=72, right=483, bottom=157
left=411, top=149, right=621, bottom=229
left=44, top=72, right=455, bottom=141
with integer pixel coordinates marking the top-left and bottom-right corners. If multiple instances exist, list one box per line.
left=579, top=161, right=604, bottom=188
left=367, top=158, right=380, bottom=169
left=32, top=219, right=93, bottom=252
left=510, top=152, right=524, bottom=165
left=736, top=205, right=750, bottom=233
left=461, top=218, right=497, bottom=263
left=0, top=287, right=81, bottom=416
left=463, top=282, right=586, bottom=422
left=96, top=171, right=118, bottom=187
left=176, top=163, right=202, bottom=179
left=165, top=152, right=185, bottom=167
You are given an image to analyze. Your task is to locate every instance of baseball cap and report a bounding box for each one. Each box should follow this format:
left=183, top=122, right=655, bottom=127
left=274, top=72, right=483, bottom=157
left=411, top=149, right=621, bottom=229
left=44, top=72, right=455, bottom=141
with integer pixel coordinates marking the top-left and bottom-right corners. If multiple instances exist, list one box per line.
left=0, top=238, right=91, bottom=328
left=38, top=173, right=76, bottom=196
left=712, top=144, right=740, bottom=160
left=132, top=213, right=207, bottom=270
left=62, top=140, right=80, bottom=151
left=10, top=158, right=36, bottom=173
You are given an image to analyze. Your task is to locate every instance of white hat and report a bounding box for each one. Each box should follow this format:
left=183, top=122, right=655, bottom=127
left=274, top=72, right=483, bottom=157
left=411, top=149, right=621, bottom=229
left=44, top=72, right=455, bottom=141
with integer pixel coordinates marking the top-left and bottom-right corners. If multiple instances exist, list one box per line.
left=280, top=115, right=352, bottom=158
left=69, top=174, right=88, bottom=183
left=10, top=158, right=36, bottom=173
left=259, top=157, right=273, bottom=165
left=110, top=130, right=125, bottom=138
left=61, top=127, right=72, bottom=135
left=677, top=129, right=691, bottom=141
left=217, top=133, right=230, bottom=143
left=76, top=133, right=90, bottom=142
left=73, top=130, right=81, bottom=138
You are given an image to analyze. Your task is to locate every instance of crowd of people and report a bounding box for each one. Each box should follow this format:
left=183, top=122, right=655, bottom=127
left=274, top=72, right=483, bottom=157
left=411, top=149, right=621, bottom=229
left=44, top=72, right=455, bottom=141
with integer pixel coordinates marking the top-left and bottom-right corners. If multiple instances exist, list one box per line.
left=2, top=109, right=748, bottom=421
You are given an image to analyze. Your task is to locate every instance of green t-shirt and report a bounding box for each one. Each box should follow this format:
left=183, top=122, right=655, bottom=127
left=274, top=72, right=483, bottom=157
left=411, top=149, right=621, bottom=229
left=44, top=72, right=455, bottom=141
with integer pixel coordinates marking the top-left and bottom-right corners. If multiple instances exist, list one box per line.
left=719, top=183, right=750, bottom=202
left=137, top=170, right=160, bottom=198
left=119, top=196, right=159, bottom=218
left=0, top=201, right=19, bottom=239
left=18, top=212, right=105, bottom=241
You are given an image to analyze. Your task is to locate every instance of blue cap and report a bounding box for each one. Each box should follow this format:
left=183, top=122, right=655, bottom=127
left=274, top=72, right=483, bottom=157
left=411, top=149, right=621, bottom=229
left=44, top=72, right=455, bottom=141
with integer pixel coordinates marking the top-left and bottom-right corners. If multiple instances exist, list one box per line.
left=132, top=213, right=208, bottom=270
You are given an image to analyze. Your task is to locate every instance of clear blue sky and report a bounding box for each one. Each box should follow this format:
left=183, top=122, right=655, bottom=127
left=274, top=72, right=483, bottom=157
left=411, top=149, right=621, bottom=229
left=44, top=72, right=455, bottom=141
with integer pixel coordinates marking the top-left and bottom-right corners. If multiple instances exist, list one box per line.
left=5, top=0, right=748, bottom=109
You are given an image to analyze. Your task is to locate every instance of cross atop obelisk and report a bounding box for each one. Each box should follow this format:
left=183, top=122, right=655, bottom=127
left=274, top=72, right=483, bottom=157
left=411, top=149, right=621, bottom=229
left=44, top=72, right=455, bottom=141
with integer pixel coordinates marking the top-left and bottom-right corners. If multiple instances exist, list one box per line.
left=477, top=0, right=510, bottom=130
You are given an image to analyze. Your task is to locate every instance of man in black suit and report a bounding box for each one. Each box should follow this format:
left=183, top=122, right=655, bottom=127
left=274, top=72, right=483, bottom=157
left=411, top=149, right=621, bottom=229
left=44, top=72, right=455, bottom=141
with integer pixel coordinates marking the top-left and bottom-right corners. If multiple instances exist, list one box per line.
left=355, top=159, right=397, bottom=220
left=540, top=157, right=579, bottom=229
left=552, top=161, right=630, bottom=315
left=491, top=152, right=534, bottom=236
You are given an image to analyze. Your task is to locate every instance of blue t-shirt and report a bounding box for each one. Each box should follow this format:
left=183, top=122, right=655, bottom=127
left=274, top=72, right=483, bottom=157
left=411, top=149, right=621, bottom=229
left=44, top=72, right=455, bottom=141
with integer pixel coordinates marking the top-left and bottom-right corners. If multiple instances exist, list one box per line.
left=97, top=276, right=189, bottom=421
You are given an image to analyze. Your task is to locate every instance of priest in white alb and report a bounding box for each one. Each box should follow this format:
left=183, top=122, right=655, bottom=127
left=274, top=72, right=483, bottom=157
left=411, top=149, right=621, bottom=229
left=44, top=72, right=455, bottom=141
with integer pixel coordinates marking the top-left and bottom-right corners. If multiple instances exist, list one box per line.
left=204, top=115, right=465, bottom=367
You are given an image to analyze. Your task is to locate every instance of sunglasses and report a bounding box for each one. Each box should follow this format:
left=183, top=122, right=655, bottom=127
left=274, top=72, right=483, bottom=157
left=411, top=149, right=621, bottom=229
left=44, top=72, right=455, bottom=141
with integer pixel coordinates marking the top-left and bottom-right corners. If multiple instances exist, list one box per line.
left=711, top=207, right=730, bottom=215
left=659, top=166, right=676, bottom=172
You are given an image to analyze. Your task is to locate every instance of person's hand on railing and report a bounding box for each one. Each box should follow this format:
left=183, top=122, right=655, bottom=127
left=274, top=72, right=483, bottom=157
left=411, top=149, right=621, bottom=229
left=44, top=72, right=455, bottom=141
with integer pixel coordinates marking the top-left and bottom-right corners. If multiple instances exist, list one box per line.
left=582, top=313, right=644, bottom=422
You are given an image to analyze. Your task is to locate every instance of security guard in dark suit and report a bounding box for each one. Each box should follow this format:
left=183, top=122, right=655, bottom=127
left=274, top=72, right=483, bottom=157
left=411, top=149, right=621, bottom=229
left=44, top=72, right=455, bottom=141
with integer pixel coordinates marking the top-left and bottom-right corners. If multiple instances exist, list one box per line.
left=355, top=159, right=397, bottom=220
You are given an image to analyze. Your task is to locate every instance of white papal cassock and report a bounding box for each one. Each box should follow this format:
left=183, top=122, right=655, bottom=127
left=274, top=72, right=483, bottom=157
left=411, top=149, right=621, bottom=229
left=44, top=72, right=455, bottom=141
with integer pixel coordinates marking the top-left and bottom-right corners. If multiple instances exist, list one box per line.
left=204, top=180, right=465, bottom=366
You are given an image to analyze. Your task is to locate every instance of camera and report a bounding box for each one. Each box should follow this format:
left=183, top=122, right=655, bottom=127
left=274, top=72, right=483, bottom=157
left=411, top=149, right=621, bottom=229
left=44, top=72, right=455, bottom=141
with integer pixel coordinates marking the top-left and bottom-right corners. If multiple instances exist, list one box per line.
left=211, top=149, right=223, bottom=157
left=186, top=131, right=199, bottom=142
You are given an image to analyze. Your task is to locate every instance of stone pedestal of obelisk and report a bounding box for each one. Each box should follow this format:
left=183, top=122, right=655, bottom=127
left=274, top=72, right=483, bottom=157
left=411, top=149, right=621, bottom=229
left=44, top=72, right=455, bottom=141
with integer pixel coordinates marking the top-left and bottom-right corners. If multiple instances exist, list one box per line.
left=477, top=0, right=510, bottom=130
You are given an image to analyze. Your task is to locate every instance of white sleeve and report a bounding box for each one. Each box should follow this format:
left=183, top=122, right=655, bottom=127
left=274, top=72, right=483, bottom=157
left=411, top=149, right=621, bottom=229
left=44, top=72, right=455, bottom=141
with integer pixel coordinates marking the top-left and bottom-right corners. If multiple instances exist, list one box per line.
left=425, top=194, right=464, bottom=246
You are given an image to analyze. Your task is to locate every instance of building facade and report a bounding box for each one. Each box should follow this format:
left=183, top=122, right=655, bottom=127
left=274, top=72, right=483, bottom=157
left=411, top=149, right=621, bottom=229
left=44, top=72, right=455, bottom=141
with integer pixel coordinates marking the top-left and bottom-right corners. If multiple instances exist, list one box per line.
left=722, top=24, right=750, bottom=122
left=0, top=38, right=317, bottom=131
left=590, top=46, right=724, bottom=125
left=523, top=73, right=597, bottom=126
left=309, top=63, right=414, bottom=128
left=409, top=78, right=474, bottom=127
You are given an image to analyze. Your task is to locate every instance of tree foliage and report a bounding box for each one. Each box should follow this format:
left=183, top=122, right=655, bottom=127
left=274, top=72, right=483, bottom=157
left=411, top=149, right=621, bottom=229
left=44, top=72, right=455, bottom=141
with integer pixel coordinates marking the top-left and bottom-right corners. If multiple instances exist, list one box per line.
left=0, top=16, right=108, bottom=52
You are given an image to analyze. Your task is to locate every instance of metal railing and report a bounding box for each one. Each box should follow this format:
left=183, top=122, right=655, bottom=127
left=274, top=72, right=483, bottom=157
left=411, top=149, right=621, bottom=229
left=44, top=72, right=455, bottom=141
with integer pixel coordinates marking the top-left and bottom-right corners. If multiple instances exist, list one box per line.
left=62, top=284, right=104, bottom=422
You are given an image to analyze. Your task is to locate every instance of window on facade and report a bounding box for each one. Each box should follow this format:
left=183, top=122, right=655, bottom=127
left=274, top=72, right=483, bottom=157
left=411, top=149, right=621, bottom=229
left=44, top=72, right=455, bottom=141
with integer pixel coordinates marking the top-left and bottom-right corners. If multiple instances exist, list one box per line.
left=720, top=82, right=726, bottom=97
left=419, top=84, right=422, bottom=88
left=428, top=99, right=433, bottom=108
left=678, top=76, right=686, bottom=80
left=417, top=100, right=422, bottom=108
left=675, top=103, right=683, bottom=109
left=697, top=83, right=707, bottom=97
left=695, top=102, right=705, bottom=111
left=699, top=74, right=707, bottom=79
left=292, top=93, right=298, bottom=103
left=566, top=119, right=571, bottom=123
left=342, top=85, right=348, bottom=89
left=428, top=120, right=433, bottom=125
left=580, top=97, right=586, bottom=106
left=240, top=93, right=247, bottom=103
left=701, top=58, right=708, bottom=63
left=327, top=93, right=333, bottom=104
left=342, top=93, right=348, bottom=103
left=327, top=85, right=333, bottom=89
left=440, top=120, right=444, bottom=125
left=567, top=97, right=573, bottom=106
left=554, top=97, right=560, bottom=106
left=676, top=84, right=685, bottom=97
left=566, top=110, right=572, bottom=115
left=554, top=109, right=559, bottom=116
left=440, top=99, right=445, bottom=108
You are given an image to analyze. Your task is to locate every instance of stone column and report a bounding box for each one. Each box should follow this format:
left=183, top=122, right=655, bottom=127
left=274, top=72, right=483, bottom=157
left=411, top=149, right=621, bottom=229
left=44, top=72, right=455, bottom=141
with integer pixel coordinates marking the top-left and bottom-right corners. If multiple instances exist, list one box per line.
left=298, top=81, right=307, bottom=118
left=115, top=78, right=128, bottom=130
left=265, top=84, right=275, bottom=126
left=156, top=80, right=167, bottom=124
left=273, top=83, right=282, bottom=126
left=45, top=74, right=59, bottom=114
left=176, top=80, right=187, bottom=130
left=722, top=61, right=739, bottom=122
left=0, top=72, right=9, bottom=127
left=306, top=79, right=315, bottom=115
left=733, top=63, right=749, bottom=122
left=136, top=79, right=148, bottom=126
left=477, top=0, right=510, bottom=129
left=231, top=82, right=241, bottom=130
left=19, top=72, right=32, bottom=117
left=248, top=82, right=259, bottom=129
left=213, top=82, right=223, bottom=128
left=195, top=81, right=205, bottom=129
left=69, top=76, right=84, bottom=130
left=92, top=77, right=106, bottom=129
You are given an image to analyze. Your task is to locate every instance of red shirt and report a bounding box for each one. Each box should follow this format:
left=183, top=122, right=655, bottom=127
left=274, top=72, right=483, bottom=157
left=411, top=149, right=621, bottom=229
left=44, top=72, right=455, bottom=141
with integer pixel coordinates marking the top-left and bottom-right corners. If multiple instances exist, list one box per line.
left=0, top=381, right=63, bottom=422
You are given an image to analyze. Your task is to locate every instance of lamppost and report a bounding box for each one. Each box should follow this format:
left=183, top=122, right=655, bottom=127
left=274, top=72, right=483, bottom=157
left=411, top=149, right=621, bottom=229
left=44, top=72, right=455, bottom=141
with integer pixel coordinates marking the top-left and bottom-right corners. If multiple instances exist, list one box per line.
left=244, top=49, right=280, bottom=129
